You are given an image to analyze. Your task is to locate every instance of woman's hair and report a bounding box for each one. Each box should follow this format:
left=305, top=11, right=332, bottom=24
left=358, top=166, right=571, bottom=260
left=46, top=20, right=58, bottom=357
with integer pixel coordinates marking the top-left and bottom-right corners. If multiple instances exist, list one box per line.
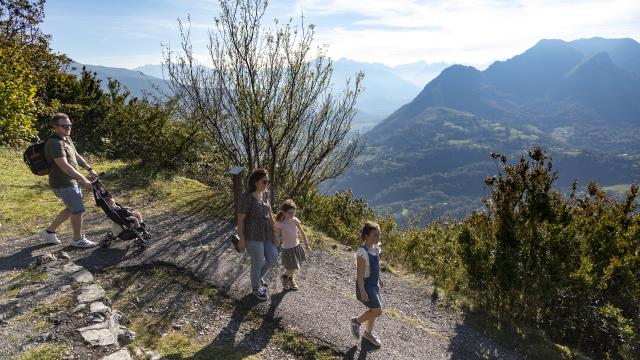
left=247, top=168, right=268, bottom=193
left=360, top=220, right=380, bottom=242
left=275, top=199, right=297, bottom=222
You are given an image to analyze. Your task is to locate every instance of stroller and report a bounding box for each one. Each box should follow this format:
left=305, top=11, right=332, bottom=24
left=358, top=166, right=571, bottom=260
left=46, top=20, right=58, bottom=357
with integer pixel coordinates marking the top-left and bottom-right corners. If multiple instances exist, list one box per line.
left=92, top=180, right=151, bottom=250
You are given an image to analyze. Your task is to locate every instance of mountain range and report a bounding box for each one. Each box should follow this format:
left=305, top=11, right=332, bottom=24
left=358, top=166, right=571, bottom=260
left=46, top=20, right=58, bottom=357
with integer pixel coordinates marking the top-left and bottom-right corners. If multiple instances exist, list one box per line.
left=328, top=37, right=640, bottom=220
left=68, top=60, right=449, bottom=133
left=67, top=62, right=171, bottom=98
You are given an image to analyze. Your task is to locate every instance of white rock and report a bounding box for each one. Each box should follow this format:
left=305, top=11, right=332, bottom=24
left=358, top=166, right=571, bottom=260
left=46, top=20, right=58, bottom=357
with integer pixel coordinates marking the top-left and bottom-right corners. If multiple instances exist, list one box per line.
left=90, top=301, right=109, bottom=314
left=72, top=304, right=87, bottom=313
left=62, top=263, right=83, bottom=274
left=100, top=348, right=132, bottom=360
left=76, top=312, right=119, bottom=346
left=76, top=325, right=117, bottom=346
left=77, top=284, right=106, bottom=303
left=64, top=264, right=94, bottom=283
left=112, top=310, right=129, bottom=325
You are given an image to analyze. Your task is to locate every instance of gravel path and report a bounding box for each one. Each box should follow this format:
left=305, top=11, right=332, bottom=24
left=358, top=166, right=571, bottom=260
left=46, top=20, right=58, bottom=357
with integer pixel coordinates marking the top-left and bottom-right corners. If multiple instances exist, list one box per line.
left=0, top=210, right=524, bottom=360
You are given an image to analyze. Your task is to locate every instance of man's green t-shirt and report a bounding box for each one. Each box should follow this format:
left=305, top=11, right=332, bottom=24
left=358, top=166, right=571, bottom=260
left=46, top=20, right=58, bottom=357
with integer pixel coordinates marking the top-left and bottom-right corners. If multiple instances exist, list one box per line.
left=44, top=134, right=79, bottom=189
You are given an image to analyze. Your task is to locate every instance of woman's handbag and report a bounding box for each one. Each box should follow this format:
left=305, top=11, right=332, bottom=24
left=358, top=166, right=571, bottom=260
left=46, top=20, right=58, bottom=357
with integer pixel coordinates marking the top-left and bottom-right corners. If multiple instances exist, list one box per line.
left=229, top=232, right=241, bottom=252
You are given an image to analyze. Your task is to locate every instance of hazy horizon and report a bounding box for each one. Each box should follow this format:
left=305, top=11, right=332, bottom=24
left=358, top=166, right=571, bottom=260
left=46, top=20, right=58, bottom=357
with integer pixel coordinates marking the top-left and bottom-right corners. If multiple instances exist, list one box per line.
left=41, top=0, right=640, bottom=69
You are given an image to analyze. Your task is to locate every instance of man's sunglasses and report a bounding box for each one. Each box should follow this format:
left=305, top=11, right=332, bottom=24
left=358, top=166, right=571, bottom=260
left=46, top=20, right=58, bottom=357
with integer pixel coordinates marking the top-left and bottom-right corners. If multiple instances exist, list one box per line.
left=57, top=124, right=73, bottom=129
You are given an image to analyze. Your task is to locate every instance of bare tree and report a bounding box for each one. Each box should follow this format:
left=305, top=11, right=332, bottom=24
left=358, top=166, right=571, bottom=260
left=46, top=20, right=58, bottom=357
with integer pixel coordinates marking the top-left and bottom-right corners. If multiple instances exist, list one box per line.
left=163, top=0, right=364, bottom=204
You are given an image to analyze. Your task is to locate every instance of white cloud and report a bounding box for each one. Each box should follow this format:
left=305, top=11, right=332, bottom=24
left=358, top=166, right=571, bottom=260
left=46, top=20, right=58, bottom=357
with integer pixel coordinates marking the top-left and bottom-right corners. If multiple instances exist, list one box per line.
left=297, top=0, right=640, bottom=65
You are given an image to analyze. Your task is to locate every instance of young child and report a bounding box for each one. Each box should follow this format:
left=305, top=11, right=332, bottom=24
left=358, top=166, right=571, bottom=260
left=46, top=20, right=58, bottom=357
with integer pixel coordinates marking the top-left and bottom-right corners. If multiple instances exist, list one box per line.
left=104, top=194, right=144, bottom=230
left=351, top=220, right=384, bottom=347
left=273, top=199, right=310, bottom=290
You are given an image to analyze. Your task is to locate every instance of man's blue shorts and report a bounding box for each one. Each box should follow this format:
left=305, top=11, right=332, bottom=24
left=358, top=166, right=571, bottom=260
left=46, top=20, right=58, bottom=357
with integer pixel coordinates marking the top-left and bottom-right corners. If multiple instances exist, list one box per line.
left=53, top=184, right=86, bottom=214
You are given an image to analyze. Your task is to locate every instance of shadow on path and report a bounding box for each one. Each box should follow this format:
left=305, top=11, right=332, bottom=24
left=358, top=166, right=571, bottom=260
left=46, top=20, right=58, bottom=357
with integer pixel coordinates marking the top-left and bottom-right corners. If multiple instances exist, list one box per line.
left=0, top=243, right=51, bottom=271
left=189, top=291, right=288, bottom=359
left=344, top=338, right=382, bottom=360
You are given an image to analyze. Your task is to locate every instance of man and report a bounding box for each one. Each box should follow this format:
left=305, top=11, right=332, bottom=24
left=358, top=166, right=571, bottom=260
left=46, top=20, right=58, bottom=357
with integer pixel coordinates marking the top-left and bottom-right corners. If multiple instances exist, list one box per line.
left=39, top=113, right=98, bottom=248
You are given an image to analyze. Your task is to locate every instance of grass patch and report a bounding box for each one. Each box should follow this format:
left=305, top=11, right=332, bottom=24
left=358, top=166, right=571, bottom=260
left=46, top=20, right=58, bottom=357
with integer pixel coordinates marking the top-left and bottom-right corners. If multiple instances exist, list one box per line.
left=155, top=332, right=201, bottom=358
left=385, top=307, right=446, bottom=339
left=2, top=287, right=22, bottom=299
left=31, top=293, right=73, bottom=317
left=11, top=344, right=67, bottom=360
left=99, top=265, right=338, bottom=360
left=0, top=147, right=127, bottom=239
left=7, top=269, right=48, bottom=291
left=463, top=309, right=586, bottom=360
left=130, top=317, right=173, bottom=349
left=33, top=319, right=50, bottom=330
left=272, top=329, right=339, bottom=360
left=304, top=227, right=340, bottom=251
left=184, top=343, right=260, bottom=360
left=0, top=146, right=233, bottom=240
left=129, top=318, right=258, bottom=360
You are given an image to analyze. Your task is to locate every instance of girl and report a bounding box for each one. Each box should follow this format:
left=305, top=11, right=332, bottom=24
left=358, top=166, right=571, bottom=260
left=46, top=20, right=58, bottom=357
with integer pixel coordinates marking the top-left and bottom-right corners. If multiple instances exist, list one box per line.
left=237, top=169, right=278, bottom=301
left=273, top=199, right=310, bottom=290
left=351, top=220, right=384, bottom=347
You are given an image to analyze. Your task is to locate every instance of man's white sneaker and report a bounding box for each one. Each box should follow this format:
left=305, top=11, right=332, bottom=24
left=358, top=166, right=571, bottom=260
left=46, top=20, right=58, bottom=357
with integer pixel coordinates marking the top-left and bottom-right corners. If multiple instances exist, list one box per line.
left=39, top=230, right=61, bottom=244
left=71, top=236, right=96, bottom=248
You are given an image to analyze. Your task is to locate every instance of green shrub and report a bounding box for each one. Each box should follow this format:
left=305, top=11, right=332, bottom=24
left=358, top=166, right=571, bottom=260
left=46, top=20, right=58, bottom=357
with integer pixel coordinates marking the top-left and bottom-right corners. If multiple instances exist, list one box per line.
left=0, top=44, right=37, bottom=145
left=303, top=145, right=639, bottom=358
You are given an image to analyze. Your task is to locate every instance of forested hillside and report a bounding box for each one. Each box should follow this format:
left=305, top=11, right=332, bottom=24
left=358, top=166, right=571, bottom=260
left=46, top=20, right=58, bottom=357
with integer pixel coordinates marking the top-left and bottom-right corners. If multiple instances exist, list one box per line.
left=330, top=37, right=640, bottom=219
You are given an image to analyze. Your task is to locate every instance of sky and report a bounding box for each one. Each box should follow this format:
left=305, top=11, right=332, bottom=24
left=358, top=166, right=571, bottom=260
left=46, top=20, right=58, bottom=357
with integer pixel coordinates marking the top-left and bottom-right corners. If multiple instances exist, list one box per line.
left=40, top=0, right=640, bottom=69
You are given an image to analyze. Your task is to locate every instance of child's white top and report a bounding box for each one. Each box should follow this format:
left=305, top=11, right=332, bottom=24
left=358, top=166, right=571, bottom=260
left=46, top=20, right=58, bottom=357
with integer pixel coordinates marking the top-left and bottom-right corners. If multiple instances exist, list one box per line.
left=355, top=243, right=381, bottom=278
left=274, top=217, right=300, bottom=249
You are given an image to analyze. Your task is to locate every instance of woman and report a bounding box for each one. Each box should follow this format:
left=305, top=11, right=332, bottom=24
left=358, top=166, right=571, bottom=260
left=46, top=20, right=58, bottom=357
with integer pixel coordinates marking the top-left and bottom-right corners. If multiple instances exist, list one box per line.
left=237, top=168, right=278, bottom=301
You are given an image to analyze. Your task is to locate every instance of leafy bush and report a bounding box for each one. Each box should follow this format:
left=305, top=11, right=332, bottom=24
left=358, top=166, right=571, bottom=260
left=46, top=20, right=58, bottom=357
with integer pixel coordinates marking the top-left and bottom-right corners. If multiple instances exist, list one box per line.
left=461, top=146, right=639, bottom=358
left=298, top=189, right=395, bottom=248
left=0, top=43, right=37, bottom=145
left=302, top=146, right=639, bottom=359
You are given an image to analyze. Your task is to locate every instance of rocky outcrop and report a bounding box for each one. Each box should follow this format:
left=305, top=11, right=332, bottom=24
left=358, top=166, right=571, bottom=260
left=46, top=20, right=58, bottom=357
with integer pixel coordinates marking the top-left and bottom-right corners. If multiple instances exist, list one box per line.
left=38, top=255, right=136, bottom=349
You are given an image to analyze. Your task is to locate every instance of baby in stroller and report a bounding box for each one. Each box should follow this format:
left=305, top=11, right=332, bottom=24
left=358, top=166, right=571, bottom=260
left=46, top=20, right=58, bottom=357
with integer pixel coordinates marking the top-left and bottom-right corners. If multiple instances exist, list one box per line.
left=92, top=180, right=150, bottom=249
left=104, top=194, right=144, bottom=230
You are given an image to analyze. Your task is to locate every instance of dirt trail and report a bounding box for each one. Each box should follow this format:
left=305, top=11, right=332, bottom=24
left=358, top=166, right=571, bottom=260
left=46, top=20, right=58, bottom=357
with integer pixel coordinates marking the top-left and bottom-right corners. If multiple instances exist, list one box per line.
left=0, top=210, right=523, bottom=359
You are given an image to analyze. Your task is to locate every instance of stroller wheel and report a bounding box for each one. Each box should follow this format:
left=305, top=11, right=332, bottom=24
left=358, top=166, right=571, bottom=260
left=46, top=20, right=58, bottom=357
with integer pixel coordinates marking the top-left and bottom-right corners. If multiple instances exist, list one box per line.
left=142, top=231, right=151, bottom=241
left=134, top=236, right=147, bottom=247
left=99, top=238, right=111, bottom=250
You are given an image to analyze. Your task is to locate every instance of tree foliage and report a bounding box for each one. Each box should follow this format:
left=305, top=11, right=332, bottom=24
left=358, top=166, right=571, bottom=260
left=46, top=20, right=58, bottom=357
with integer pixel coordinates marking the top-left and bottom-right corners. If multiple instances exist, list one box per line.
left=0, top=42, right=37, bottom=144
left=456, top=146, right=640, bottom=358
left=1, top=0, right=70, bottom=145
left=302, top=145, right=639, bottom=359
left=164, top=0, right=364, bottom=202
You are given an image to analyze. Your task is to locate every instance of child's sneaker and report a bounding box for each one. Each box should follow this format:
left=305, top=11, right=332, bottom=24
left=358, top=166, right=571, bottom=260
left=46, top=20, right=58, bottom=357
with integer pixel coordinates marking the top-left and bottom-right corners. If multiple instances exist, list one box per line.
left=289, top=277, right=298, bottom=290
left=350, top=317, right=361, bottom=338
left=252, top=287, right=267, bottom=301
left=281, top=274, right=290, bottom=290
left=363, top=331, right=381, bottom=347
left=71, top=235, right=97, bottom=248
left=39, top=230, right=61, bottom=244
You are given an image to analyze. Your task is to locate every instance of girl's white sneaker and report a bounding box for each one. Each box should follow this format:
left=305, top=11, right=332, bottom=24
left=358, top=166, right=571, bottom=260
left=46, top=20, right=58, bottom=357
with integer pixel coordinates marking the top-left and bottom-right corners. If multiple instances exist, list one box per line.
left=363, top=331, right=381, bottom=347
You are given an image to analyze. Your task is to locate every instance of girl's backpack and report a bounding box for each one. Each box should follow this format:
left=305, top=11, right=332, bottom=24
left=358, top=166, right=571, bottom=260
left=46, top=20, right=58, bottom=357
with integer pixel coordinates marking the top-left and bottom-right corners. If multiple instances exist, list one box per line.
left=23, top=136, right=50, bottom=176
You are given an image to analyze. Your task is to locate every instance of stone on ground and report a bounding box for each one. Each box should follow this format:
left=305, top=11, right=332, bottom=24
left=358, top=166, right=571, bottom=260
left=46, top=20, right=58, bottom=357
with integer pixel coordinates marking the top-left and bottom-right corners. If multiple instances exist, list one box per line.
left=100, top=348, right=133, bottom=360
